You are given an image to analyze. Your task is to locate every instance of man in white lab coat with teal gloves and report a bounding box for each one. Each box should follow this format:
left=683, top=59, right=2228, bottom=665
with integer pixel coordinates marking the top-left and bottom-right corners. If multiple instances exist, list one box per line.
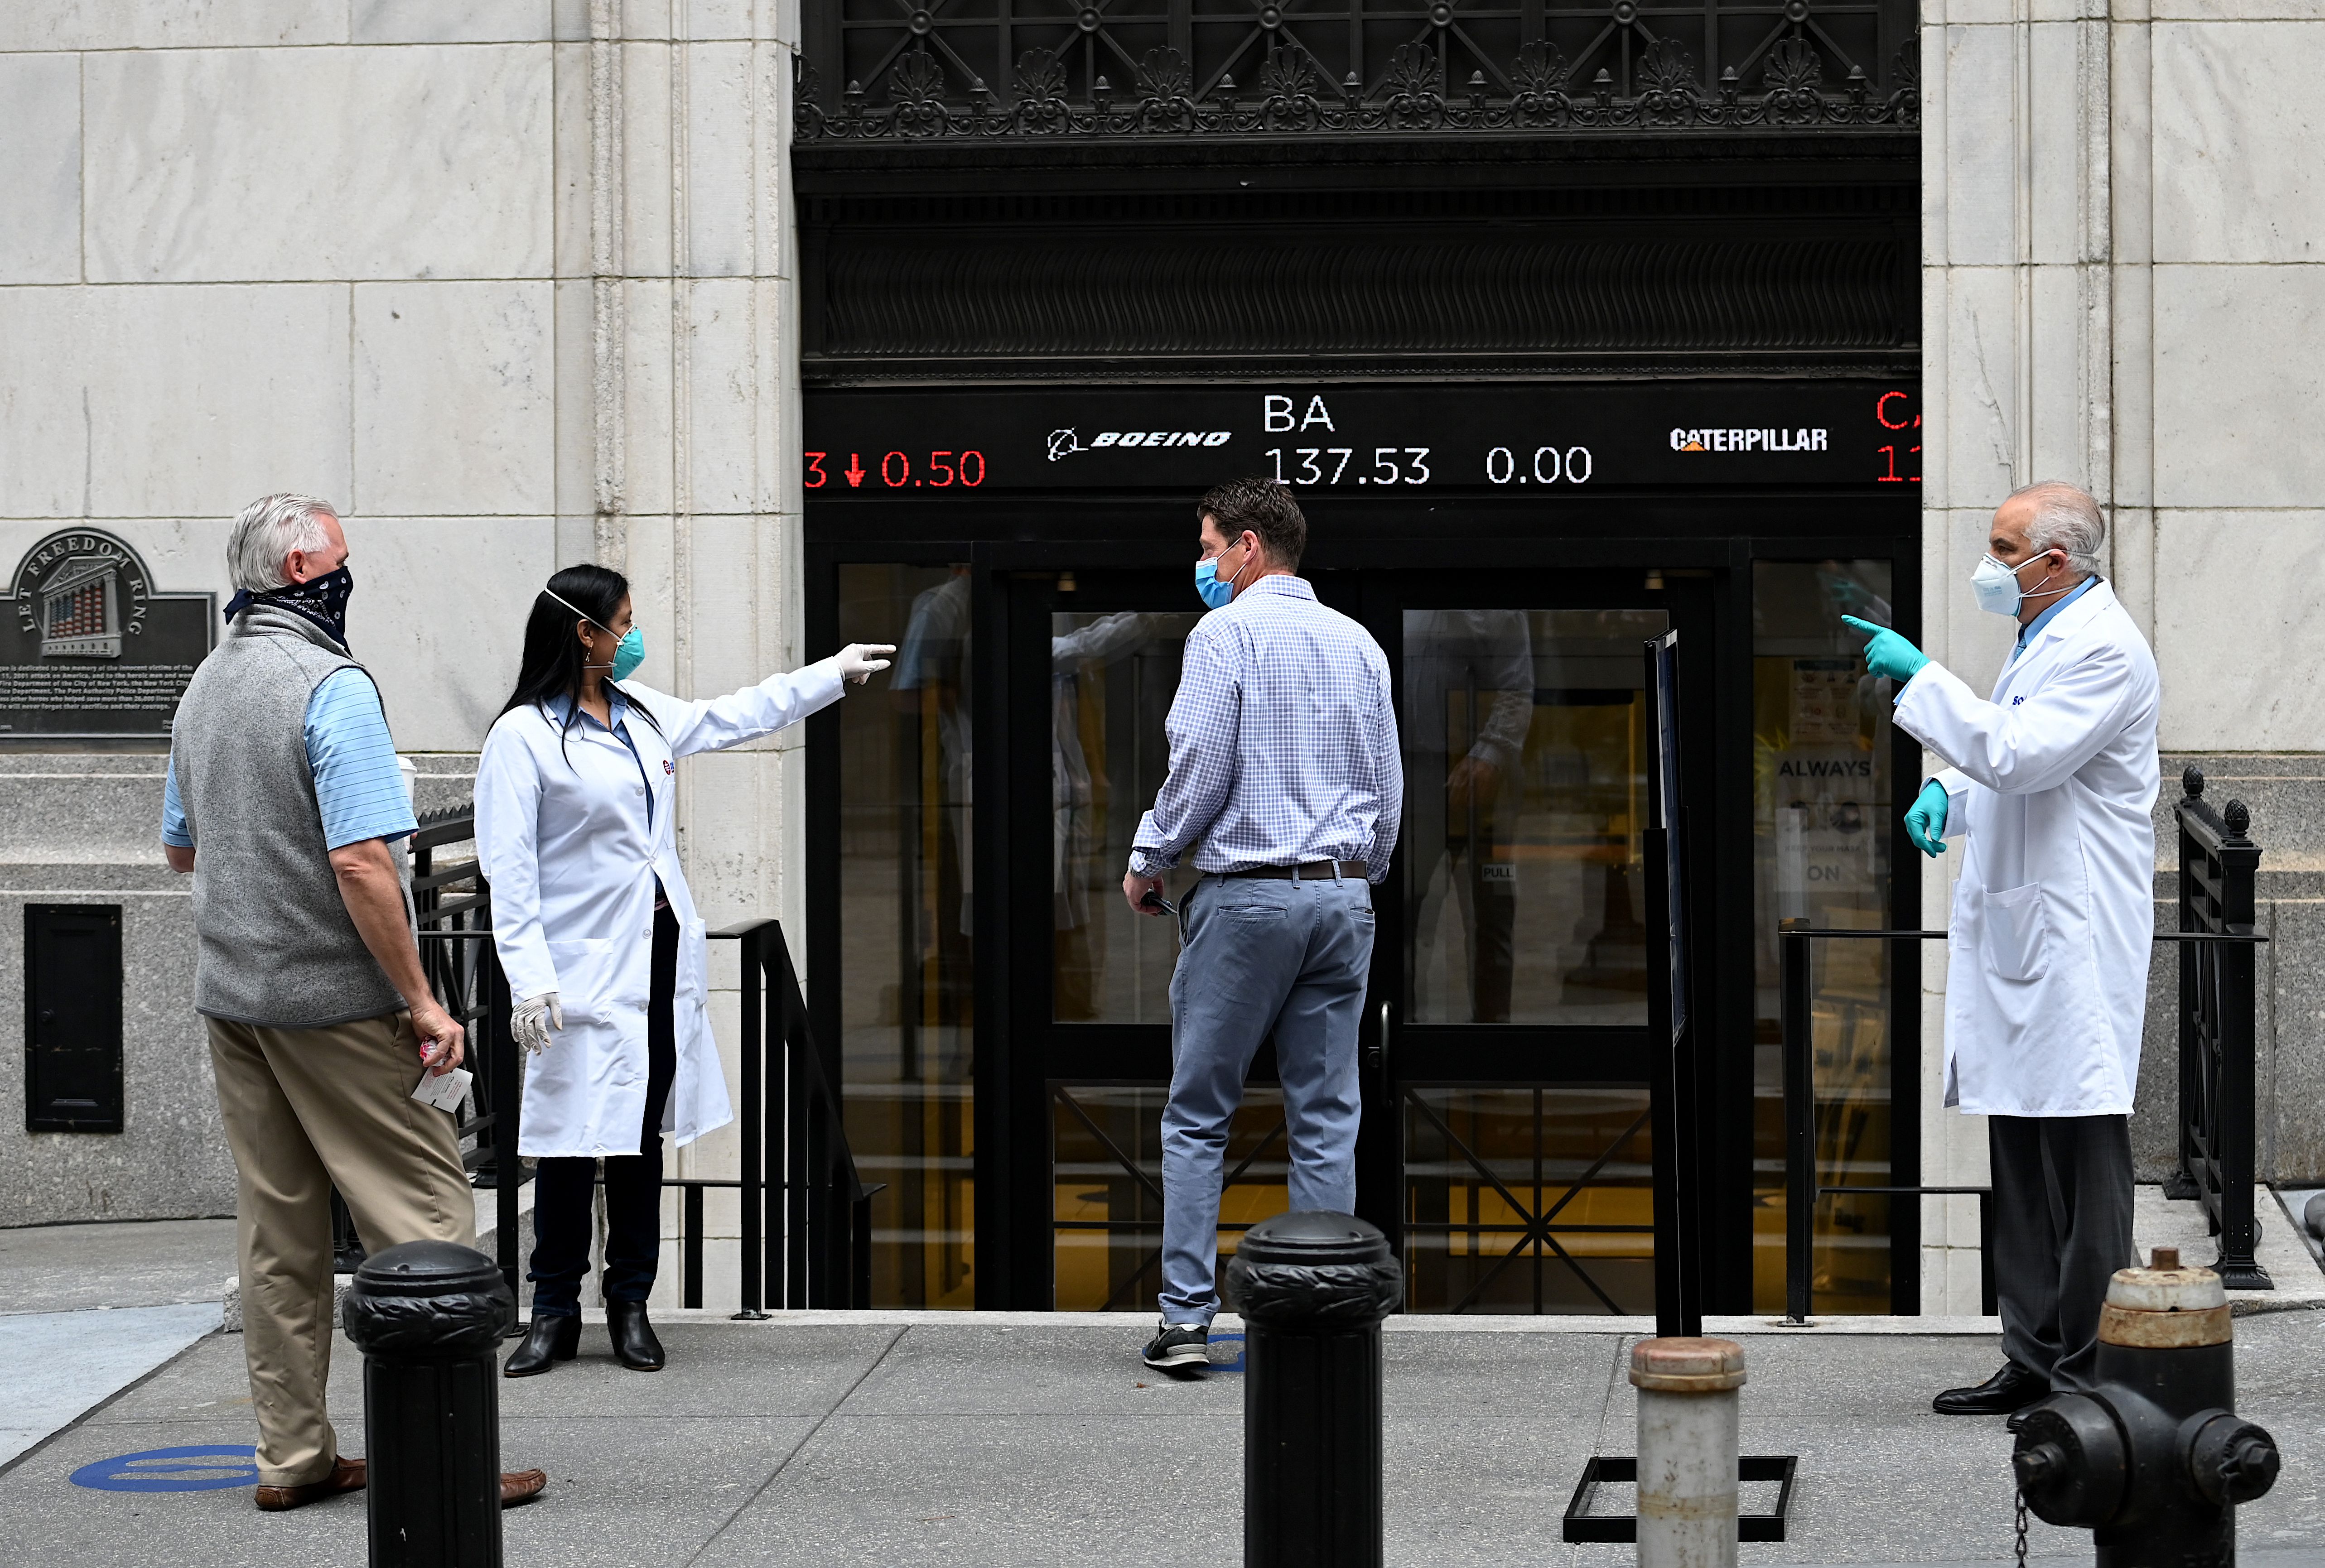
left=1845, top=480, right=2160, bottom=1414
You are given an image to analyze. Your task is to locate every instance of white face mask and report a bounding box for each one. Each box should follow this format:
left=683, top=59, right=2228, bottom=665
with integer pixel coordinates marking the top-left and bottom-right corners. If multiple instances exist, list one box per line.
left=1969, top=552, right=2062, bottom=617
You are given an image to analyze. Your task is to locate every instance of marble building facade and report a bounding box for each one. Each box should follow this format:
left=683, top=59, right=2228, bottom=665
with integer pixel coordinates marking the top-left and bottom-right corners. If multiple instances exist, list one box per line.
left=0, top=3, right=808, bottom=1284
left=0, top=0, right=2318, bottom=1314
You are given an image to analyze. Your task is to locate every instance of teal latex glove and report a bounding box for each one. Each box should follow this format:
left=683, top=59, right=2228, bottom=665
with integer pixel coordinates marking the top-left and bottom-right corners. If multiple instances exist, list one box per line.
left=1904, top=778, right=1949, bottom=857
left=1842, top=615, right=1930, bottom=683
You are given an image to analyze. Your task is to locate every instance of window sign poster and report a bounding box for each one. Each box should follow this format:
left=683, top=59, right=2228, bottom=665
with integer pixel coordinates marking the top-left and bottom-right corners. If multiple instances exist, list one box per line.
left=2, top=530, right=214, bottom=745
left=1772, top=747, right=1876, bottom=922
left=1788, top=657, right=1861, bottom=746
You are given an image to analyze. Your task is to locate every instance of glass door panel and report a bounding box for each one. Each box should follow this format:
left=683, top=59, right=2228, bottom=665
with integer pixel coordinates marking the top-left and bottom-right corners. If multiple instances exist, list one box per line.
left=1749, top=561, right=1899, bottom=1313
left=1401, top=1084, right=1655, bottom=1313
left=836, top=564, right=977, bottom=1308
left=1049, top=611, right=1205, bottom=1023
left=1402, top=609, right=1670, bottom=1024
left=1051, top=1085, right=1289, bottom=1311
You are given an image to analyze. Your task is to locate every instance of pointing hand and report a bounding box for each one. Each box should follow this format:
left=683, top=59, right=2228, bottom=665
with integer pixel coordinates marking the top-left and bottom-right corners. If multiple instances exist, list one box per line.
left=838, top=643, right=897, bottom=686
left=1841, top=615, right=1930, bottom=684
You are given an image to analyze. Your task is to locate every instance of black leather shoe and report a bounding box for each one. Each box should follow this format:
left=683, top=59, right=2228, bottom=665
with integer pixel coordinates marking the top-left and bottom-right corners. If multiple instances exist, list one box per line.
left=503, top=1314, right=581, bottom=1377
left=1933, top=1362, right=2050, bottom=1415
left=607, top=1301, right=666, bottom=1371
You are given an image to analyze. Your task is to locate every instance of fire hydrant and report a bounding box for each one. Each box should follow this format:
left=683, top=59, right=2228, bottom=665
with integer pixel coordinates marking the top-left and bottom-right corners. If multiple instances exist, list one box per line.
left=2010, top=1248, right=2278, bottom=1568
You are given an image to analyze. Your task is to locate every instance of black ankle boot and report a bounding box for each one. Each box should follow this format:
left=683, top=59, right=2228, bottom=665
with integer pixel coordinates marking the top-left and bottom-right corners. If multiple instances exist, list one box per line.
left=607, top=1301, right=665, bottom=1371
left=503, top=1313, right=581, bottom=1377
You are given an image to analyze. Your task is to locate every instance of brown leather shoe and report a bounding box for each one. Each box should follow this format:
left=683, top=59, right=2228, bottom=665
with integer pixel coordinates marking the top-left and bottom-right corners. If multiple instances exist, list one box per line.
left=254, top=1456, right=366, bottom=1511
left=501, top=1468, right=549, bottom=1507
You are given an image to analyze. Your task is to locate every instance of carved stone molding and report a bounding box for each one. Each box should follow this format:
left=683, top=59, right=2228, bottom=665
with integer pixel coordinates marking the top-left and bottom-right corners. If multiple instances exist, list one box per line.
left=797, top=0, right=1917, bottom=144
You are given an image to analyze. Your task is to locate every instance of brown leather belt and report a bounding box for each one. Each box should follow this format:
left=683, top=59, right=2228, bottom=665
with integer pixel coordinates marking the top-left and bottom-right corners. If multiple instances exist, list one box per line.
left=1219, top=860, right=1368, bottom=881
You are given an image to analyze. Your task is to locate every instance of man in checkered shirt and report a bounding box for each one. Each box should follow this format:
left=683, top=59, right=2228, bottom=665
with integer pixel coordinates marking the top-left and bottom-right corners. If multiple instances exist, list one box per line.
left=1124, top=476, right=1403, bottom=1371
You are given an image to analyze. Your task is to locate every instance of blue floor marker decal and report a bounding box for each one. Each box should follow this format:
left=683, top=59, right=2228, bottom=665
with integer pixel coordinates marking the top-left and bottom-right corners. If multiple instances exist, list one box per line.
left=70, top=1445, right=259, bottom=1492
left=1209, top=1332, right=1246, bottom=1372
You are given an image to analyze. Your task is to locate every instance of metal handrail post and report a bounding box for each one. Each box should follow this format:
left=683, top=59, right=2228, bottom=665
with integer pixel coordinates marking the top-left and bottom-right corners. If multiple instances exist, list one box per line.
left=2216, top=926, right=2268, bottom=1287
left=736, top=923, right=769, bottom=1319
left=1781, top=926, right=1813, bottom=1324
left=2169, top=774, right=2203, bottom=1200
left=1977, top=1189, right=1995, bottom=1317
left=787, top=982, right=811, bottom=1309
left=486, top=947, right=521, bottom=1307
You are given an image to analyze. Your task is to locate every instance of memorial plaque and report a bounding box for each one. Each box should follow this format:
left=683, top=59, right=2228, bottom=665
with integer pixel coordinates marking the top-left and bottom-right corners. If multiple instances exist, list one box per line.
left=2, top=529, right=213, bottom=745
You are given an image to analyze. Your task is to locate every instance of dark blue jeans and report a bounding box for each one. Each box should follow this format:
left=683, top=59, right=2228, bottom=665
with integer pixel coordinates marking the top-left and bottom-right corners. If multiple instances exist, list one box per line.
left=528, top=900, right=679, bottom=1318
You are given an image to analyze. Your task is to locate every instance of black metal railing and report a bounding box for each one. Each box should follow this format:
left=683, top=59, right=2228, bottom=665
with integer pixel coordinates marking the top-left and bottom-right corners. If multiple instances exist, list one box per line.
left=1781, top=774, right=2273, bottom=1319
left=404, top=808, right=878, bottom=1313
left=715, top=919, right=884, bottom=1311
left=1779, top=925, right=1963, bottom=1324
left=2165, top=767, right=2271, bottom=1289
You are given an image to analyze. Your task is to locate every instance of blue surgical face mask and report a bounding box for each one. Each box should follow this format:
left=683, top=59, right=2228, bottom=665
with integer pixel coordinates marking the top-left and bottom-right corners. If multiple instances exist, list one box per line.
left=608, top=627, right=645, bottom=682
left=544, top=586, right=645, bottom=681
left=1194, top=539, right=1247, bottom=610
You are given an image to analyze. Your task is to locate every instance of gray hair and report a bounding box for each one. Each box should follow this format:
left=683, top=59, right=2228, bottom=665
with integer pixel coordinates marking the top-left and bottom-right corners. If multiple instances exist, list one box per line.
left=226, top=493, right=338, bottom=592
left=2006, top=480, right=2107, bottom=578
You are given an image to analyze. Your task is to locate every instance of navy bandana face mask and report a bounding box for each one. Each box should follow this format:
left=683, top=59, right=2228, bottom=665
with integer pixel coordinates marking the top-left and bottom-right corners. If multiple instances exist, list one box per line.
left=224, top=564, right=356, bottom=648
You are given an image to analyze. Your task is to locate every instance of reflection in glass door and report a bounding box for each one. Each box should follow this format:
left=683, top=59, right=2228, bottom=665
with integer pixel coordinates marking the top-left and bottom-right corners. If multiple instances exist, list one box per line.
left=1750, top=562, right=1899, bottom=1313
left=1048, top=611, right=1204, bottom=1023
left=835, top=565, right=978, bottom=1308
left=1398, top=607, right=1670, bottom=1313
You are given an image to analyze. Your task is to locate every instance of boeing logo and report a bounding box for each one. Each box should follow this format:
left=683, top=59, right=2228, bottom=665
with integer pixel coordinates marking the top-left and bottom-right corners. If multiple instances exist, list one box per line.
left=1048, top=427, right=1231, bottom=461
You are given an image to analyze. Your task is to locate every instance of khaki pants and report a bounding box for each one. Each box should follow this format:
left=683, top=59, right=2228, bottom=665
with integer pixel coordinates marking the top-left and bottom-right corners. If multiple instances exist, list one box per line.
left=207, top=1010, right=475, bottom=1487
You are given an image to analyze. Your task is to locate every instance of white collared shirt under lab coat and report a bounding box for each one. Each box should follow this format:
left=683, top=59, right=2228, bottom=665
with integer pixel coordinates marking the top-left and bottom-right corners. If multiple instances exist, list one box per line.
left=1892, top=578, right=2160, bottom=1119
left=475, top=661, right=847, bottom=1158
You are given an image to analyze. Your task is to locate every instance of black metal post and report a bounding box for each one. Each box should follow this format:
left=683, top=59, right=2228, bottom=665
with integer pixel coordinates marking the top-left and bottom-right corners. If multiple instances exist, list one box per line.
left=485, top=952, right=521, bottom=1308
left=1781, top=925, right=1812, bottom=1323
left=736, top=925, right=768, bottom=1319
left=1978, top=1189, right=1996, bottom=1317
left=1228, top=1212, right=1403, bottom=1568
left=341, top=1241, right=515, bottom=1568
left=2168, top=769, right=2206, bottom=1201
left=2214, top=916, right=2267, bottom=1288
left=684, top=1183, right=705, bottom=1309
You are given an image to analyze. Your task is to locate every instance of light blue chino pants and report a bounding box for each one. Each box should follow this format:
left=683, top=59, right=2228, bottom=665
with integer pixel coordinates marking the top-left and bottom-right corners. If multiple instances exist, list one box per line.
left=1158, top=869, right=1375, bottom=1325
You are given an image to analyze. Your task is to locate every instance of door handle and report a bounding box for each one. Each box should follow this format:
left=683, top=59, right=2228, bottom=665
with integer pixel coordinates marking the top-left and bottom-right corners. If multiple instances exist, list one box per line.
left=1365, top=1000, right=1392, bottom=1088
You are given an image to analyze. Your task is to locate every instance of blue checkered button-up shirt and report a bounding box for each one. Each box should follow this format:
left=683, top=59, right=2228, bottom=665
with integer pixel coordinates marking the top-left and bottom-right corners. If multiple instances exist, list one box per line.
left=1130, top=574, right=1403, bottom=883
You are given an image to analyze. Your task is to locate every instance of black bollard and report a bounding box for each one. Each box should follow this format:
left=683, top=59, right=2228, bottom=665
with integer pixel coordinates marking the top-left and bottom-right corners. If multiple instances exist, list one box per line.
left=341, top=1240, right=517, bottom=1568
left=2012, top=1248, right=2278, bottom=1568
left=1226, top=1211, right=1404, bottom=1568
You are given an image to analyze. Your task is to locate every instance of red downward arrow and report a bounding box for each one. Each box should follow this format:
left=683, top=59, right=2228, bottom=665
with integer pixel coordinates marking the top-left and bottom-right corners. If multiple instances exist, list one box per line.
left=844, top=454, right=866, bottom=488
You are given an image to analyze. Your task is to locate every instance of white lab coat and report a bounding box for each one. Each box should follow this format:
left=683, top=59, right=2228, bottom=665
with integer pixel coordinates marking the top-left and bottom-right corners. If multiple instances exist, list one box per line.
left=475, top=661, right=848, bottom=1157
left=1893, top=580, right=2159, bottom=1118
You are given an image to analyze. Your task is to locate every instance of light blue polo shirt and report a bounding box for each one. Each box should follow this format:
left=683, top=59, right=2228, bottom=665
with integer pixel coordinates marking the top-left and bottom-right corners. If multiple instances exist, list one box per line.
left=161, top=668, right=417, bottom=851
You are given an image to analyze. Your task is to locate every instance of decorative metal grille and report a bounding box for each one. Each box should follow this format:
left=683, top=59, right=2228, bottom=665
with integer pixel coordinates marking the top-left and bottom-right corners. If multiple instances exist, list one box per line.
left=796, top=0, right=1917, bottom=141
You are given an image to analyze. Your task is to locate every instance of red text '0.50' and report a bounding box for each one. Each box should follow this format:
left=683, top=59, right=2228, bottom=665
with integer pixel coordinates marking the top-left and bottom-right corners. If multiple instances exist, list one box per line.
left=804, top=452, right=987, bottom=490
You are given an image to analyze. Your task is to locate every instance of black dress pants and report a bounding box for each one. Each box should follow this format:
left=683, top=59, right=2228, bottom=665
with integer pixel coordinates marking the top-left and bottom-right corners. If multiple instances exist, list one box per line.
left=528, top=899, right=679, bottom=1318
left=1989, top=1112, right=2135, bottom=1391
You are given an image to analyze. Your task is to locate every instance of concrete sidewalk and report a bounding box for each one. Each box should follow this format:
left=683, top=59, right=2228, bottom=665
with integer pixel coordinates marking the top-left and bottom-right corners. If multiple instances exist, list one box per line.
left=5, top=1311, right=2325, bottom=1567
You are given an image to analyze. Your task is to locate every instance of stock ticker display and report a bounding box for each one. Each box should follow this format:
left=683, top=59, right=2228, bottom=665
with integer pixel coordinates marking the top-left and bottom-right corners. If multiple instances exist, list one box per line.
left=805, top=383, right=1921, bottom=495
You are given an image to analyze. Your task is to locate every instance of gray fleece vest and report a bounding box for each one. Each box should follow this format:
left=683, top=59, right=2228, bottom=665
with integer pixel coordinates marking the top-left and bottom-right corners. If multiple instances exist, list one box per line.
left=171, top=605, right=410, bottom=1027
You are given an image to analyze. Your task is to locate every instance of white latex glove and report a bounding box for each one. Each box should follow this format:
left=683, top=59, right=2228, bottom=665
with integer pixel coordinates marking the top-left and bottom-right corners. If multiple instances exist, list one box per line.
left=837, top=643, right=897, bottom=685
left=511, top=992, right=564, bottom=1054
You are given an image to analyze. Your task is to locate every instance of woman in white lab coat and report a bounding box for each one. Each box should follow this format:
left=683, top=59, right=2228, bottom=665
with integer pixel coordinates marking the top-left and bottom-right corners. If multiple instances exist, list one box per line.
left=476, top=564, right=889, bottom=1375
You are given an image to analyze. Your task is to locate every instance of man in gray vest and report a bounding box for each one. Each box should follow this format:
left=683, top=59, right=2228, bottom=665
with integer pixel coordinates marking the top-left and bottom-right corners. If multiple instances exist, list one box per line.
left=165, top=493, right=546, bottom=1511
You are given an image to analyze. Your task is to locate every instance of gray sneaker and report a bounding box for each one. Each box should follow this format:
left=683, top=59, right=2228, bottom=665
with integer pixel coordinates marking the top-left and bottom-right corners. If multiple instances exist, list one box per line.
left=1141, top=1320, right=1210, bottom=1370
